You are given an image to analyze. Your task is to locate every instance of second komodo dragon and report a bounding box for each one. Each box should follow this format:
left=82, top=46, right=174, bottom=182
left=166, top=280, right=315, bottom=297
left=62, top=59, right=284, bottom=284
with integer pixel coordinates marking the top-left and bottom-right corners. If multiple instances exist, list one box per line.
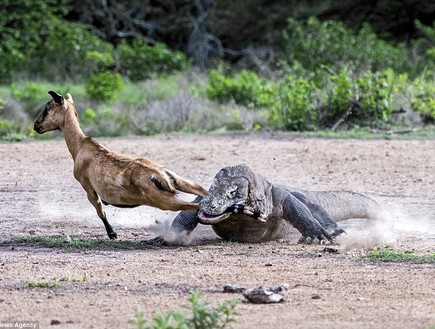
left=157, top=164, right=383, bottom=244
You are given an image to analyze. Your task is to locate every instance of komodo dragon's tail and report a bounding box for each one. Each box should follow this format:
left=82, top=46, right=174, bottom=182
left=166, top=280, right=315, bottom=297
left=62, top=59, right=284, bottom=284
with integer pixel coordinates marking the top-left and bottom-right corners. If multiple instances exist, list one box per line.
left=291, top=189, right=383, bottom=221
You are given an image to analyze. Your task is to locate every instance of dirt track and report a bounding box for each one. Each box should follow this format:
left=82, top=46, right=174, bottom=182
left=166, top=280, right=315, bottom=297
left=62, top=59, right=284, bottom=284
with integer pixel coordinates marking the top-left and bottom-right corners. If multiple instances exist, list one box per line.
left=0, top=134, right=434, bottom=329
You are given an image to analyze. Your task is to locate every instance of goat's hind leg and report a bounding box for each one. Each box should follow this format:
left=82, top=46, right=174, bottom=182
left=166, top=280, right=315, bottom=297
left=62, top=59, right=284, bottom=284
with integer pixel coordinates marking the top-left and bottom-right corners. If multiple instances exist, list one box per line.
left=165, top=170, right=207, bottom=197
left=86, top=190, right=118, bottom=240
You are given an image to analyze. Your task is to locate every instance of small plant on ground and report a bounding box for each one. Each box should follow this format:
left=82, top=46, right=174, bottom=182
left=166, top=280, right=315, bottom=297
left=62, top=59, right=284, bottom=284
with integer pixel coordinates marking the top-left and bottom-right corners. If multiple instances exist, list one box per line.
left=130, top=291, right=237, bottom=329
left=28, top=281, right=59, bottom=288
left=369, top=247, right=435, bottom=264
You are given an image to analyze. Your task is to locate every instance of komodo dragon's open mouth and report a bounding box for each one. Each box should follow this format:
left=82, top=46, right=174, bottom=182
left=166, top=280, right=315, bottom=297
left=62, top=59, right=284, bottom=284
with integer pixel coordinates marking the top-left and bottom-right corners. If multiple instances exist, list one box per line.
left=198, top=211, right=232, bottom=224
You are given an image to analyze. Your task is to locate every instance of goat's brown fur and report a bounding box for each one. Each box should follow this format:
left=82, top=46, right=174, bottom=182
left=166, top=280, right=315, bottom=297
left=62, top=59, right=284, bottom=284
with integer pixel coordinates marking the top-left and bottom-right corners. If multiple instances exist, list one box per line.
left=34, top=91, right=207, bottom=239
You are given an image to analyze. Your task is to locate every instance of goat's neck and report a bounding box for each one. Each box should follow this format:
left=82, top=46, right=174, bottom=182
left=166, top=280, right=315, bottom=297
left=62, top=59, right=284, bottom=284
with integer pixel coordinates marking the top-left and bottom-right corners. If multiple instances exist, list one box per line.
left=62, top=105, right=86, bottom=160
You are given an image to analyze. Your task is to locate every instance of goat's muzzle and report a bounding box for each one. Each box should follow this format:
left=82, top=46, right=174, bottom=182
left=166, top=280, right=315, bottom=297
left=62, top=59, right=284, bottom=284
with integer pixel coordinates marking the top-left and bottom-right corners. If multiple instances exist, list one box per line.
left=33, top=123, right=44, bottom=134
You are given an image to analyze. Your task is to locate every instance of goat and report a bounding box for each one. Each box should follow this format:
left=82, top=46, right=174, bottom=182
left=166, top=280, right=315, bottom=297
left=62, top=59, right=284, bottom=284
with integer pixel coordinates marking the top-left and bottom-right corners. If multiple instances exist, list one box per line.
left=34, top=91, right=207, bottom=239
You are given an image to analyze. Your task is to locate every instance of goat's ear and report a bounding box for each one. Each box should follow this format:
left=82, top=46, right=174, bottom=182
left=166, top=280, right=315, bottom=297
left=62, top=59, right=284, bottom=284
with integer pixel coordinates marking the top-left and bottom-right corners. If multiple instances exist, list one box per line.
left=65, top=93, right=74, bottom=104
left=48, top=91, right=64, bottom=105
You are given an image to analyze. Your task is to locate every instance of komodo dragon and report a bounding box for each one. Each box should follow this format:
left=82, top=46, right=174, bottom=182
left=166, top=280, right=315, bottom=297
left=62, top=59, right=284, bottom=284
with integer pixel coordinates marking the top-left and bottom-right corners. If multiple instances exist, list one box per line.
left=154, top=164, right=382, bottom=244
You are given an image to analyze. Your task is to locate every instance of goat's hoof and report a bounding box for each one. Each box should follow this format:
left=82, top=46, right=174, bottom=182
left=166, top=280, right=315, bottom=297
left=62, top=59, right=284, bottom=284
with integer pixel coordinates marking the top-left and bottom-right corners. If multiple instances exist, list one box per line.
left=108, top=232, right=118, bottom=240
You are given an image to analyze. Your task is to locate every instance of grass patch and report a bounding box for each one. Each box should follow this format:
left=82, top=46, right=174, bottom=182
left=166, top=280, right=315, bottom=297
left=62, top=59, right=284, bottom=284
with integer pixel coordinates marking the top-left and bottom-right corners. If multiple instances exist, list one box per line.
left=4, top=236, right=152, bottom=251
left=28, top=281, right=59, bottom=288
left=368, top=247, right=435, bottom=264
left=130, top=291, right=237, bottom=329
left=28, top=274, right=88, bottom=289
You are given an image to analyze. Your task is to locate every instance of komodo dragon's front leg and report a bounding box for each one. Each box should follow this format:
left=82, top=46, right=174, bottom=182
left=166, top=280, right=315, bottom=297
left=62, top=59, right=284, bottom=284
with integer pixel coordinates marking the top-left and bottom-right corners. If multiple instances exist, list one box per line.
left=145, top=195, right=266, bottom=245
left=274, top=187, right=344, bottom=243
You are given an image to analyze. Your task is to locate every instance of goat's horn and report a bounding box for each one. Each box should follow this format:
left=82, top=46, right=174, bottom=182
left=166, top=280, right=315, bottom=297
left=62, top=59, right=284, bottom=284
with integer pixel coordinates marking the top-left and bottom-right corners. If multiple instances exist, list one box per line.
left=48, top=91, right=64, bottom=105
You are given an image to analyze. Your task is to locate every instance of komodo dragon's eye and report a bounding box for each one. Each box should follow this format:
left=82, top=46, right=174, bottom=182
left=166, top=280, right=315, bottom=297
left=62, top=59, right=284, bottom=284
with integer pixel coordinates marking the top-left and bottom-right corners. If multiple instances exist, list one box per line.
left=227, top=187, right=237, bottom=199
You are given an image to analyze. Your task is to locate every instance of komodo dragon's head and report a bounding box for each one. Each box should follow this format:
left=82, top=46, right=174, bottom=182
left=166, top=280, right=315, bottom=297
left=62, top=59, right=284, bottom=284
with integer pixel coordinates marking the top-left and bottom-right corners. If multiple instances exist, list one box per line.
left=198, top=164, right=273, bottom=224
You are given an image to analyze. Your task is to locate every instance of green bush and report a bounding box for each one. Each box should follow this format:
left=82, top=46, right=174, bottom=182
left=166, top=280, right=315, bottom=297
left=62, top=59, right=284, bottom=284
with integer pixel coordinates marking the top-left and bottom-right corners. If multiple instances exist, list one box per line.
left=269, top=75, right=316, bottom=130
left=328, top=70, right=353, bottom=123
left=318, top=69, right=396, bottom=128
left=411, top=73, right=435, bottom=121
left=0, top=12, right=113, bottom=82
left=356, top=69, right=395, bottom=121
left=205, top=70, right=276, bottom=108
left=85, top=51, right=114, bottom=70
left=0, top=0, right=69, bottom=82
left=86, top=71, right=123, bottom=101
left=204, top=68, right=399, bottom=131
left=411, top=21, right=435, bottom=75
left=282, top=17, right=409, bottom=74
left=117, top=38, right=190, bottom=81
left=34, top=20, right=114, bottom=82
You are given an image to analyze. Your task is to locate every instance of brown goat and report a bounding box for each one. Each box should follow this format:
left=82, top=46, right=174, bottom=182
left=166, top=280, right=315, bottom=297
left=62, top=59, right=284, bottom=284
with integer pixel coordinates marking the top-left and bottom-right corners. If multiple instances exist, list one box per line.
left=34, top=91, right=207, bottom=239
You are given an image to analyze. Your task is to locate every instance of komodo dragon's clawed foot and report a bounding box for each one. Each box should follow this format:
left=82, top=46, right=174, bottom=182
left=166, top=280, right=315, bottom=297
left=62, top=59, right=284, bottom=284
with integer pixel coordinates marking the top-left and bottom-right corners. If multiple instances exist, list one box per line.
left=327, top=226, right=346, bottom=238
left=226, top=205, right=268, bottom=222
left=298, top=235, right=330, bottom=245
left=298, top=225, right=345, bottom=245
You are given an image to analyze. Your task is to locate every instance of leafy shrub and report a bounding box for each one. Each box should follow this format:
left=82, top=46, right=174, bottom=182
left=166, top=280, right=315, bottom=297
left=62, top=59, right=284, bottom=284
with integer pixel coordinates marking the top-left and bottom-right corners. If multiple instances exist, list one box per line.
left=86, top=71, right=123, bottom=101
left=86, top=51, right=114, bottom=70
left=411, top=21, right=435, bottom=75
left=269, top=75, right=316, bottom=130
left=205, top=70, right=276, bottom=108
left=328, top=70, right=353, bottom=123
left=356, top=69, right=395, bottom=121
left=117, top=38, right=190, bottom=81
left=0, top=0, right=116, bottom=82
left=34, top=20, right=114, bottom=82
left=282, top=17, right=409, bottom=74
left=130, top=291, right=237, bottom=329
left=411, top=73, right=435, bottom=121
left=204, top=68, right=398, bottom=131
left=0, top=0, right=69, bottom=82
left=319, top=69, right=397, bottom=128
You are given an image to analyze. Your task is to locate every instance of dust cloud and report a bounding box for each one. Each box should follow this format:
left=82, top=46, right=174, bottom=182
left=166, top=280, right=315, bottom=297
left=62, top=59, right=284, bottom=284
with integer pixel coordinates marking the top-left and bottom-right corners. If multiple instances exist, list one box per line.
left=337, top=203, right=435, bottom=250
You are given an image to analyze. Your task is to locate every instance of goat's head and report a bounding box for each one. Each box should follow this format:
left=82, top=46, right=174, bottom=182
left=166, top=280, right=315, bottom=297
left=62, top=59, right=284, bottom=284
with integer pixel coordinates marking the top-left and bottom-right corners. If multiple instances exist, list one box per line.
left=34, top=91, right=74, bottom=134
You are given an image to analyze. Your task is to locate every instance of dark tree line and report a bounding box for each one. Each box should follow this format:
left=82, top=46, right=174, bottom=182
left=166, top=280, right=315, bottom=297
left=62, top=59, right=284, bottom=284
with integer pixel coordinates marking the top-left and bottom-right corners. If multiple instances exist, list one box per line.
left=65, top=0, right=434, bottom=66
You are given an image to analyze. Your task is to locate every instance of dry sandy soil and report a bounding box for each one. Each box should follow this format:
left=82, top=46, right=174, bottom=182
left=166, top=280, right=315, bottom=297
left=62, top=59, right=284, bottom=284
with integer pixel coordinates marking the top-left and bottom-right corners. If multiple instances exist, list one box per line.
left=0, top=134, right=434, bottom=329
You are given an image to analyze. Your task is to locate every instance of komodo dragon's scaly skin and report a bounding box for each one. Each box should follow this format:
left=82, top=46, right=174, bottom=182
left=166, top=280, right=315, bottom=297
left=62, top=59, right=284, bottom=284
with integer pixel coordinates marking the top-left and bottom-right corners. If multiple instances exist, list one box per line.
left=164, top=164, right=383, bottom=244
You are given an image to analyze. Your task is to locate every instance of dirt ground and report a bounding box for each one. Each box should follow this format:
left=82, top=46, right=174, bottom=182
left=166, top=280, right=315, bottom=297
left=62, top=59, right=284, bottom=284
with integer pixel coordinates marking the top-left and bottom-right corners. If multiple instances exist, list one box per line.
left=0, top=134, right=434, bottom=329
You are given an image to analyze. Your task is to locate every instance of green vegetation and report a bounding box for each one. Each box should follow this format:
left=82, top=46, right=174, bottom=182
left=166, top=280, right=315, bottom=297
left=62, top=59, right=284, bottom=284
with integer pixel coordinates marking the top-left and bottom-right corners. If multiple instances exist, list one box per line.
left=28, top=273, right=88, bottom=289
left=130, top=292, right=237, bottom=329
left=5, top=236, right=151, bottom=251
left=368, top=247, right=435, bottom=264
left=0, top=2, right=434, bottom=138
left=282, top=17, right=409, bottom=75
left=28, top=281, right=59, bottom=288
left=118, top=39, right=191, bottom=81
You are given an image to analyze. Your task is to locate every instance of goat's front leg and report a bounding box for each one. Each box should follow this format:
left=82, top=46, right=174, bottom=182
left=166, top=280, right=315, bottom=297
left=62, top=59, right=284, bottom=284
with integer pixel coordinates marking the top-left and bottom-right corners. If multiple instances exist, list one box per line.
left=86, top=190, right=118, bottom=240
